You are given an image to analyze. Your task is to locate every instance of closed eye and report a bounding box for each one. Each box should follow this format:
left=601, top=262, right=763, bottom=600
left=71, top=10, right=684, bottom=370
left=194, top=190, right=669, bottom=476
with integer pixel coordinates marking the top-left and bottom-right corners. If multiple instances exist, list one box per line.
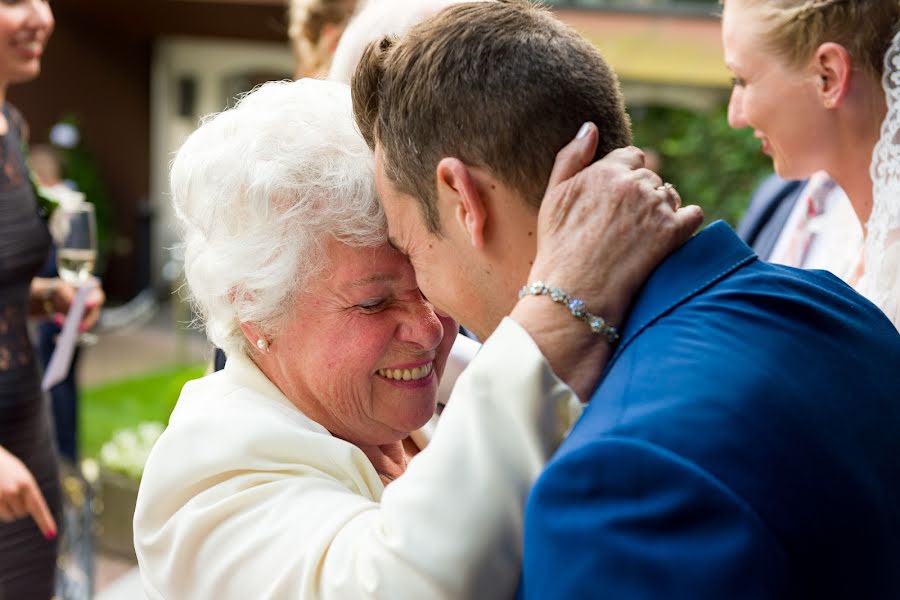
left=357, top=299, right=388, bottom=313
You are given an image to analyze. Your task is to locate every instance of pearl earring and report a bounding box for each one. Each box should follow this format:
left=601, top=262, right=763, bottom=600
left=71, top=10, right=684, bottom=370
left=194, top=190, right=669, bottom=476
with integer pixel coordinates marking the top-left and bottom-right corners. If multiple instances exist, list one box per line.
left=256, top=338, right=270, bottom=353
left=824, top=98, right=836, bottom=109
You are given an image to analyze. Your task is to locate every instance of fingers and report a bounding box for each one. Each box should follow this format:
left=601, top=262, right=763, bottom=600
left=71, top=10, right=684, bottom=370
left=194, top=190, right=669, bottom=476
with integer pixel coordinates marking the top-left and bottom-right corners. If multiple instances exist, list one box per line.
left=546, top=122, right=599, bottom=191
left=25, top=485, right=57, bottom=540
left=675, top=204, right=703, bottom=234
left=0, top=479, right=57, bottom=540
left=0, top=498, right=13, bottom=522
left=636, top=168, right=663, bottom=191
left=5, top=489, right=27, bottom=518
left=56, top=282, right=77, bottom=308
left=603, top=146, right=646, bottom=170
left=667, top=185, right=683, bottom=211
left=81, top=304, right=102, bottom=331
left=653, top=182, right=680, bottom=211
left=671, top=205, right=705, bottom=245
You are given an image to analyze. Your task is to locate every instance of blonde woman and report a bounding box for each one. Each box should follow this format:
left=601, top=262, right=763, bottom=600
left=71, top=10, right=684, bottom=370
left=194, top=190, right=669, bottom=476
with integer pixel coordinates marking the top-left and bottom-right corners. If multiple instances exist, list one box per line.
left=722, top=0, right=900, bottom=328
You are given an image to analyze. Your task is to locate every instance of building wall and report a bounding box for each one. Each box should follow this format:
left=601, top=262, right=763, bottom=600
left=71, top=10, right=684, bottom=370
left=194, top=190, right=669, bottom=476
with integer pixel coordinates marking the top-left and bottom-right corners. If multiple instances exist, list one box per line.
left=8, top=0, right=290, bottom=300
left=9, top=11, right=152, bottom=300
left=8, top=1, right=727, bottom=300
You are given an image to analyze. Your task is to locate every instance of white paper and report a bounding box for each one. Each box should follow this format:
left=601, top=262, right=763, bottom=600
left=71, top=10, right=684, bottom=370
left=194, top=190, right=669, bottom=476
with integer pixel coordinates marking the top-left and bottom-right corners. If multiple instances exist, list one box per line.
left=41, top=284, right=92, bottom=391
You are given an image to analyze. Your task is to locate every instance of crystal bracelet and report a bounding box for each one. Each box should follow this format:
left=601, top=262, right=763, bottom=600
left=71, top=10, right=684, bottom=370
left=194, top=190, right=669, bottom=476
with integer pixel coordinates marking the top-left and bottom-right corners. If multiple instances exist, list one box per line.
left=518, top=281, right=620, bottom=344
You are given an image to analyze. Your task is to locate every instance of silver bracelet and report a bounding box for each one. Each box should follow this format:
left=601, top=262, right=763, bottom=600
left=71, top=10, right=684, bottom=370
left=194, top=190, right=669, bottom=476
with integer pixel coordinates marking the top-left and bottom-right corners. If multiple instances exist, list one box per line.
left=518, top=281, right=620, bottom=344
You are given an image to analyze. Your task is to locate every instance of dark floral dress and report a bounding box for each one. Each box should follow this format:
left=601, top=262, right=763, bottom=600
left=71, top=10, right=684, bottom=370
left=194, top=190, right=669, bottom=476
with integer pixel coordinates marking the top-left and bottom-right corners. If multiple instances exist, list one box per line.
left=0, top=103, right=61, bottom=600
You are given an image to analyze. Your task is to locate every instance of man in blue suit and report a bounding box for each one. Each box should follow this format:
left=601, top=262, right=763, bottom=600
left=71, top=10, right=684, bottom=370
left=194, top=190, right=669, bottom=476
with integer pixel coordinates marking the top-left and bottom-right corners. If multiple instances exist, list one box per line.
left=350, top=1, right=900, bottom=597
left=737, top=173, right=806, bottom=258
left=522, top=222, right=900, bottom=598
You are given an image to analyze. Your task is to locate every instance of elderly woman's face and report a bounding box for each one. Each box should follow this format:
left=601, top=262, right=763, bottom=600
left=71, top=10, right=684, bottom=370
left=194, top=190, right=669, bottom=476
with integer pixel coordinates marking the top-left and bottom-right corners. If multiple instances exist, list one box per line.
left=266, top=238, right=455, bottom=446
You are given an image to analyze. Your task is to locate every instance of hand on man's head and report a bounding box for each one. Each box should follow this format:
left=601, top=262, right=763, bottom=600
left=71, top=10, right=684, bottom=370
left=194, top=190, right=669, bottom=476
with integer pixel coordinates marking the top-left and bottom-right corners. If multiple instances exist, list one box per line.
left=529, top=123, right=704, bottom=326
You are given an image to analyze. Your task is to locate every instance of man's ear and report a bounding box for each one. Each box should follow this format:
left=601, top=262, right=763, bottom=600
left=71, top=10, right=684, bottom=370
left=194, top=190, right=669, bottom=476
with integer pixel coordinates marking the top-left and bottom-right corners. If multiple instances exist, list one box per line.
left=435, top=157, right=487, bottom=249
left=813, top=42, right=853, bottom=108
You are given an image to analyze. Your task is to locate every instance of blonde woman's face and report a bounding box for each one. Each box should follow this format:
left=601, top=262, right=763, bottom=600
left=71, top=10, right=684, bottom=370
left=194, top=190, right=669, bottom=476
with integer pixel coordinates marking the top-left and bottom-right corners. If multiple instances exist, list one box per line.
left=722, top=2, right=831, bottom=179
left=0, top=0, right=53, bottom=86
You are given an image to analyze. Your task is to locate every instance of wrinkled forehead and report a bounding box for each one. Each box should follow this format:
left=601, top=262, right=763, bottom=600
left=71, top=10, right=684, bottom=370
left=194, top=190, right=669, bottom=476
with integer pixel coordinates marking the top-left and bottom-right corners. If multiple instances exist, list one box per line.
left=316, top=235, right=412, bottom=290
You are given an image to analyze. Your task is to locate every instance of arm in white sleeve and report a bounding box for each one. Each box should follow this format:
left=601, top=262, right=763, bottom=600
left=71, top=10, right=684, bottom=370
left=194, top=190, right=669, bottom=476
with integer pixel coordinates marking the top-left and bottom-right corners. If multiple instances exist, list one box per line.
left=135, top=318, right=581, bottom=599
left=437, top=332, right=481, bottom=407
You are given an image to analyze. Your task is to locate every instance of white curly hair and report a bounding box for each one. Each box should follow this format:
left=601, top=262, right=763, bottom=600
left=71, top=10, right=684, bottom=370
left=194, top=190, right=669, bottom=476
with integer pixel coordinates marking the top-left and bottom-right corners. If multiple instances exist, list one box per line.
left=327, top=0, right=491, bottom=84
left=170, top=78, right=386, bottom=357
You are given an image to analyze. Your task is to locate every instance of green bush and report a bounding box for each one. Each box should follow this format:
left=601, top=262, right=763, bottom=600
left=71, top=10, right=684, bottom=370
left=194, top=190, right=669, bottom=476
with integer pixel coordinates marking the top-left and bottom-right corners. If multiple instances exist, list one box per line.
left=631, top=104, right=773, bottom=227
left=80, top=364, right=205, bottom=459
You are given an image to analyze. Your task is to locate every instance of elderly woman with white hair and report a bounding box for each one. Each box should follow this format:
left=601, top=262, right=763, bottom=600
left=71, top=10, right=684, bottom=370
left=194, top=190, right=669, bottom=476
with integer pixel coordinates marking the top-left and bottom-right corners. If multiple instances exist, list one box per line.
left=328, top=0, right=474, bottom=84
left=133, top=78, right=696, bottom=599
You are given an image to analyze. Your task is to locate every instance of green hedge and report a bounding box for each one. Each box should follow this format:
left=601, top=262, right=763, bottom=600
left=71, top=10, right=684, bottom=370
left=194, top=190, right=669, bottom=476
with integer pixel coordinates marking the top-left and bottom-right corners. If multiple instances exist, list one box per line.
left=631, top=104, right=774, bottom=227
left=80, top=364, right=205, bottom=459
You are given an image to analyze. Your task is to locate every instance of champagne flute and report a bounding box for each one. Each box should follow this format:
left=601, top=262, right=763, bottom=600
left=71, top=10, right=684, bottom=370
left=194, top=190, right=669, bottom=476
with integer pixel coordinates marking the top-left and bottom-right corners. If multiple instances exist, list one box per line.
left=54, top=203, right=99, bottom=345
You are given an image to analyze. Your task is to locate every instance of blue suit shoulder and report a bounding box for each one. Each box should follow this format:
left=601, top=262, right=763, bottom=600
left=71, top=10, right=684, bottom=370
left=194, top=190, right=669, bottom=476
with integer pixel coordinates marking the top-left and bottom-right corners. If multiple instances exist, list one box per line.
left=521, top=222, right=900, bottom=599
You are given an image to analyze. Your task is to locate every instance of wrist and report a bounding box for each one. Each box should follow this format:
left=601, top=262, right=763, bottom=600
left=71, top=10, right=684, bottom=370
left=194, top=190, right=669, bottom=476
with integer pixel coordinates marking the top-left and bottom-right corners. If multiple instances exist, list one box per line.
left=518, top=281, right=620, bottom=344
left=525, top=264, right=629, bottom=327
left=510, top=295, right=612, bottom=400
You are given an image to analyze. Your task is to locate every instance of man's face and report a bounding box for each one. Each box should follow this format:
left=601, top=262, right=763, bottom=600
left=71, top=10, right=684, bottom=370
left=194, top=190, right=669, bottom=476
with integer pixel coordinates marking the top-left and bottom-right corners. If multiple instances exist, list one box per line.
left=374, top=145, right=488, bottom=338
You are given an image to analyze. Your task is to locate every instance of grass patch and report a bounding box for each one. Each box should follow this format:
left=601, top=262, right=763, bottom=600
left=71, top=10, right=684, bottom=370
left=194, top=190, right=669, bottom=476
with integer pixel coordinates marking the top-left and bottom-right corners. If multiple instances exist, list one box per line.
left=80, top=364, right=205, bottom=458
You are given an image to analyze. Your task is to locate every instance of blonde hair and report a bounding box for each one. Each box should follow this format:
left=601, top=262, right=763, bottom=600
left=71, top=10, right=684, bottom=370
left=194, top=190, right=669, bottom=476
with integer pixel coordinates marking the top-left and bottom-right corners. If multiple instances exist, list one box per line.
left=725, top=0, right=900, bottom=78
left=288, top=0, right=358, bottom=76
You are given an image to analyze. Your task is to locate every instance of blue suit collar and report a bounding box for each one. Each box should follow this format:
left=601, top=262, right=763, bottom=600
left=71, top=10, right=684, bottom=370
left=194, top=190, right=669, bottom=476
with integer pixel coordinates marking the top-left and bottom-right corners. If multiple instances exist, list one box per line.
left=609, top=221, right=756, bottom=365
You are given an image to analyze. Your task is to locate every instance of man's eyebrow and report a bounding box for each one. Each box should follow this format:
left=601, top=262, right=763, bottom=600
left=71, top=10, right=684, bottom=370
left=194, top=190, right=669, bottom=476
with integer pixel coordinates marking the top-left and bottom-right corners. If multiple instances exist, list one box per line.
left=349, top=273, right=401, bottom=288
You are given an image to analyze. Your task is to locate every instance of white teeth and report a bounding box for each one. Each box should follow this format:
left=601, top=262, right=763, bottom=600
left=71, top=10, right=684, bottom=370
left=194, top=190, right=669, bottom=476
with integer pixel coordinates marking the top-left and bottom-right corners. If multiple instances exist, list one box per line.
left=377, top=363, right=433, bottom=381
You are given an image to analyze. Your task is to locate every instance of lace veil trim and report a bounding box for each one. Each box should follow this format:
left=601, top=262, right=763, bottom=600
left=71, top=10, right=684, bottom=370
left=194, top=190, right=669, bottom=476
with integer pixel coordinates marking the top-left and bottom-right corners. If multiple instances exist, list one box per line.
left=863, top=28, right=900, bottom=330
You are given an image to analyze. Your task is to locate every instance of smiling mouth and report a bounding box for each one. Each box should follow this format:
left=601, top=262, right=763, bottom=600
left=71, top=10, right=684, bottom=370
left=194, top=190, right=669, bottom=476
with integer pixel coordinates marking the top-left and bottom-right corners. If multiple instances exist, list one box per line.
left=376, top=363, right=433, bottom=381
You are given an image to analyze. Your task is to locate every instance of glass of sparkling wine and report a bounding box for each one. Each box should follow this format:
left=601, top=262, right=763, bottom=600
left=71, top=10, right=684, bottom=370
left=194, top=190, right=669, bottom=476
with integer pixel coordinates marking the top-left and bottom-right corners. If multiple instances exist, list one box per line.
left=56, top=203, right=97, bottom=286
left=55, top=204, right=98, bottom=345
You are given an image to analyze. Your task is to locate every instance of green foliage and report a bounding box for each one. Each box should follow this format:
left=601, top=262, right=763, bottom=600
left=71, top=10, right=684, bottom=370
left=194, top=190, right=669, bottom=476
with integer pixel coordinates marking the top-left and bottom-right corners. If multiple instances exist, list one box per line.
left=80, top=364, right=206, bottom=458
left=56, top=115, right=114, bottom=267
left=631, top=104, right=773, bottom=227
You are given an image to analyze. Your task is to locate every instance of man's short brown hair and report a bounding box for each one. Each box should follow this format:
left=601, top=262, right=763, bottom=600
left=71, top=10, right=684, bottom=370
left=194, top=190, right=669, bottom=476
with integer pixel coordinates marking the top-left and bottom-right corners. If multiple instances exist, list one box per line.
left=351, top=0, right=632, bottom=232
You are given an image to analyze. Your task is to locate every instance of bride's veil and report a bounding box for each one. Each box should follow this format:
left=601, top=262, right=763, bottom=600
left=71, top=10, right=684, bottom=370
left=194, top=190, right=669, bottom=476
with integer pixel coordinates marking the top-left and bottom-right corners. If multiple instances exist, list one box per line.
left=863, top=27, right=900, bottom=330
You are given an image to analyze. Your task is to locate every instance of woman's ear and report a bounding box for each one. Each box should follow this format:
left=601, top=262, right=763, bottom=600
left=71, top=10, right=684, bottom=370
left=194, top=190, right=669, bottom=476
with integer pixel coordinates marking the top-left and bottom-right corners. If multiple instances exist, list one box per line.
left=239, top=322, right=268, bottom=355
left=814, top=42, right=853, bottom=109
left=435, top=157, right=487, bottom=249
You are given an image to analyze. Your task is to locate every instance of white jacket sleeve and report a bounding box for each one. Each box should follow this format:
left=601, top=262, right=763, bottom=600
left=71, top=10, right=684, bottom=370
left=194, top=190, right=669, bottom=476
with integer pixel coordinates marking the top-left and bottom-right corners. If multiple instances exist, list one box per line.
left=134, top=317, right=580, bottom=599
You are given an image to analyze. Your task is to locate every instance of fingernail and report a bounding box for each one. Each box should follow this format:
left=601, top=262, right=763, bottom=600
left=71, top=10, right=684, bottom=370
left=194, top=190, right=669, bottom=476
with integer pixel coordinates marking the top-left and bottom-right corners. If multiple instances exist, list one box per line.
left=79, top=324, right=88, bottom=333
left=45, top=529, right=56, bottom=540
left=53, top=315, right=64, bottom=326
left=576, top=122, right=593, bottom=140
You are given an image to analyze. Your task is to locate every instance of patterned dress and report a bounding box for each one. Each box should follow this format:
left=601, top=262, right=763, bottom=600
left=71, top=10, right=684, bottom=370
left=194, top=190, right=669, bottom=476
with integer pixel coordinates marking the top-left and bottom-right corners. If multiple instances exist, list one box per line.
left=0, top=103, right=61, bottom=600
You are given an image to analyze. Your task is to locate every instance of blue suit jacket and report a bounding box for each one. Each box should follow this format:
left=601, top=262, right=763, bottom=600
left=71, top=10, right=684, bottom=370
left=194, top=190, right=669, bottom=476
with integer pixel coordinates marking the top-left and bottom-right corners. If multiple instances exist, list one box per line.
left=736, top=174, right=806, bottom=260
left=521, top=222, right=900, bottom=599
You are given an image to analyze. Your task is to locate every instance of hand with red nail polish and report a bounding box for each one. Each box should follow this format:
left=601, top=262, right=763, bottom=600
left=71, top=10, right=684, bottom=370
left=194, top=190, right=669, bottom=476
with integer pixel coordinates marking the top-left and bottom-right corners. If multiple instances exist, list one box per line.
left=78, top=280, right=106, bottom=332
left=0, top=445, right=58, bottom=541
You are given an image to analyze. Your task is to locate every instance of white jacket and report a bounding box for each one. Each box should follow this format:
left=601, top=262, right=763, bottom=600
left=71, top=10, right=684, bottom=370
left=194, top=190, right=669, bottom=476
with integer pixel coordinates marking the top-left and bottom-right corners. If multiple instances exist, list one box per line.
left=133, top=318, right=580, bottom=599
